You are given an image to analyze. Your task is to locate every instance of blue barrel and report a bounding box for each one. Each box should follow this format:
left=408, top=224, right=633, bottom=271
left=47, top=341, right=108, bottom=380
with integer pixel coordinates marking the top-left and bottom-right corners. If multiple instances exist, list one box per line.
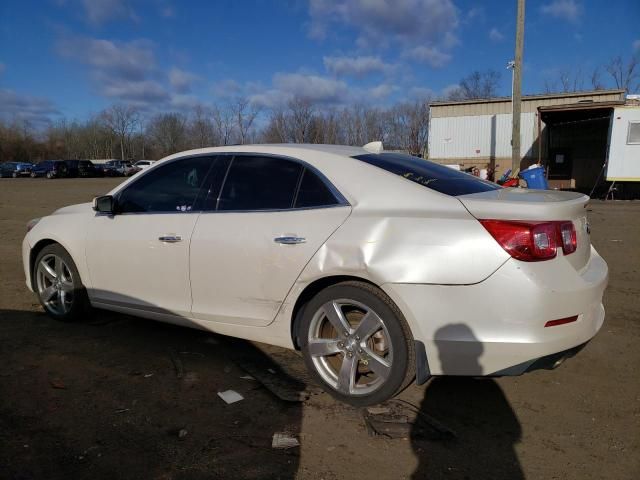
left=520, top=166, right=548, bottom=190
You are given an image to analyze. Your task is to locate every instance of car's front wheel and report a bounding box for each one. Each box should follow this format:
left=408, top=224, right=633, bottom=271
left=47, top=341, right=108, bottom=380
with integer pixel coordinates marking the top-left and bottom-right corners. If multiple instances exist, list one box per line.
left=300, top=281, right=415, bottom=406
left=34, top=244, right=89, bottom=321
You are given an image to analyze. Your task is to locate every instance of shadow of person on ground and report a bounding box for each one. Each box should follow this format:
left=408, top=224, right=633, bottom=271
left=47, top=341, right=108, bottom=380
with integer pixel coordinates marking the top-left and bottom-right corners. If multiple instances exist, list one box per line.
left=0, top=307, right=304, bottom=480
left=410, top=324, right=523, bottom=480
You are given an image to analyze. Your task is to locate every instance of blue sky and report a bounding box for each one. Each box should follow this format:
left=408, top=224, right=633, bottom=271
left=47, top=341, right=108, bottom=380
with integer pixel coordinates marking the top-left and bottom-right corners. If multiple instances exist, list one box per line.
left=1, top=0, right=639, bottom=125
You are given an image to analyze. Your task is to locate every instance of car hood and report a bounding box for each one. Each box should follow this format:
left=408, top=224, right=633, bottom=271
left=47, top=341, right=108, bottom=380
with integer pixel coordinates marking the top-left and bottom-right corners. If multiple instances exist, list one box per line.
left=51, top=202, right=93, bottom=216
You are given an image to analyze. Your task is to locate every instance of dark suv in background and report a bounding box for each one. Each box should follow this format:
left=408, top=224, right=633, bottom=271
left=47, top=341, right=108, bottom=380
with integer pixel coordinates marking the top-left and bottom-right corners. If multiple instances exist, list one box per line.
left=0, top=162, right=34, bottom=178
left=31, top=160, right=69, bottom=179
left=64, top=160, right=101, bottom=177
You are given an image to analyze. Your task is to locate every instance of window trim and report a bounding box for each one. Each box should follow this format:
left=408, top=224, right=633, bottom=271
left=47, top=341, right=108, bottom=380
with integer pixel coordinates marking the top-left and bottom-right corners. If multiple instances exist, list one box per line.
left=627, top=121, right=640, bottom=145
left=204, top=152, right=350, bottom=214
left=111, top=152, right=350, bottom=216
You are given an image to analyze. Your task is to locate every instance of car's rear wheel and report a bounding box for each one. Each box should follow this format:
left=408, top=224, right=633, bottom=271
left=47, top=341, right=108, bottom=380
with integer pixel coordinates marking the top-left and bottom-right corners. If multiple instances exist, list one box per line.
left=34, top=244, right=89, bottom=321
left=46, top=171, right=54, bottom=179
left=300, top=281, right=415, bottom=406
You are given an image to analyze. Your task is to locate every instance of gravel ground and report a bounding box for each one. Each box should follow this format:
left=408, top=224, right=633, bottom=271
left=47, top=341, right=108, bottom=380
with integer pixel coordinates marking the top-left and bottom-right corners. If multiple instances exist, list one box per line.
left=0, top=178, right=638, bottom=480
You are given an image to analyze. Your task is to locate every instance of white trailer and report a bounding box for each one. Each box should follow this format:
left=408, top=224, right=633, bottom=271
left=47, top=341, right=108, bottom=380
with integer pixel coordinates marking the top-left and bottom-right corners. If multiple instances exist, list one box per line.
left=606, top=104, right=640, bottom=182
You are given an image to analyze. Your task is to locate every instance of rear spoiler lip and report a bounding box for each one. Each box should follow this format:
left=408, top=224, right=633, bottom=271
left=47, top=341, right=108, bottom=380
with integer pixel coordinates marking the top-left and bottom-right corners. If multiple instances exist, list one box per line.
left=457, top=189, right=590, bottom=222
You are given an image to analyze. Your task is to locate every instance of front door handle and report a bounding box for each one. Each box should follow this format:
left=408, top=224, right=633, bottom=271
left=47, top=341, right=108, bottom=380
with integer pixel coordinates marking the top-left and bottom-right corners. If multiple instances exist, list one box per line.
left=274, top=236, right=306, bottom=245
left=159, top=235, right=182, bottom=243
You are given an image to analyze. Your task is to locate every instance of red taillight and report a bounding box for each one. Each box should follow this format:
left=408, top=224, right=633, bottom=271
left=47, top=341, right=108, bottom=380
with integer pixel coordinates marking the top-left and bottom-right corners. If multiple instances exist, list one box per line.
left=558, top=221, right=577, bottom=254
left=480, top=219, right=577, bottom=262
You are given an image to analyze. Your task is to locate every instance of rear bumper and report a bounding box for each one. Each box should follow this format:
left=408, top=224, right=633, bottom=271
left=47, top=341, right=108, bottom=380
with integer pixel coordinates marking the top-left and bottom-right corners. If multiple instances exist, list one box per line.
left=382, top=246, right=608, bottom=376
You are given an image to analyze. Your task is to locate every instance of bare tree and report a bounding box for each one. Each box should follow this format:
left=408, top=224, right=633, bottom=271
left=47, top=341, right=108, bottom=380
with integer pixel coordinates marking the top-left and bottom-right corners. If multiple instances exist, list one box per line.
left=189, top=104, right=217, bottom=148
left=448, top=70, right=501, bottom=100
left=287, top=97, right=315, bottom=143
left=146, top=113, right=188, bottom=158
left=101, top=104, right=139, bottom=160
left=232, top=97, right=260, bottom=144
left=606, top=54, right=639, bottom=92
left=212, top=105, right=235, bottom=146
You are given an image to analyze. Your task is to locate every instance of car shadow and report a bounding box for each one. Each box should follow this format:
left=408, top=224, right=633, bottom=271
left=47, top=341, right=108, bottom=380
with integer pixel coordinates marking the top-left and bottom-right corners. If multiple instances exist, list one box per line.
left=410, top=324, right=524, bottom=480
left=0, top=307, right=304, bottom=480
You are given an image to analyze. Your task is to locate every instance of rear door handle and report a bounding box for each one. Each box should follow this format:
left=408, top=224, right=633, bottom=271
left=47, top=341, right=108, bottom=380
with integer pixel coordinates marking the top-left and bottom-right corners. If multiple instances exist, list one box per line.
left=274, top=236, right=306, bottom=245
left=159, top=235, right=182, bottom=243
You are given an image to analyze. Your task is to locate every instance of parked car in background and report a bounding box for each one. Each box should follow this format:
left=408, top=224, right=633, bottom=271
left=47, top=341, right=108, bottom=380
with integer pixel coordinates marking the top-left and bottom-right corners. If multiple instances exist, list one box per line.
left=64, top=160, right=101, bottom=178
left=23, top=143, right=608, bottom=406
left=103, top=160, right=136, bottom=177
left=0, top=162, right=35, bottom=178
left=133, top=160, right=157, bottom=171
left=30, top=160, right=68, bottom=179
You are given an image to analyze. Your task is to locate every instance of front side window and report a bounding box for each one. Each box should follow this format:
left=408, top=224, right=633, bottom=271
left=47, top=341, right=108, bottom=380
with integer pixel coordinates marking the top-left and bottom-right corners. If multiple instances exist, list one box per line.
left=117, top=156, right=213, bottom=213
left=218, top=156, right=303, bottom=211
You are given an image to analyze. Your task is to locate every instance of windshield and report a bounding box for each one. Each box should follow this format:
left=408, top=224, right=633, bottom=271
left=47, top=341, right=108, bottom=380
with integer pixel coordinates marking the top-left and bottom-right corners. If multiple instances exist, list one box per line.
left=352, top=152, right=500, bottom=196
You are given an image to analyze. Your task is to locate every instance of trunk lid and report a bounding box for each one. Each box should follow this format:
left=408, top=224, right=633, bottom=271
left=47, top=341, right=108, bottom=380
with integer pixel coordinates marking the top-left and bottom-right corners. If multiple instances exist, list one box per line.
left=458, top=188, right=591, bottom=271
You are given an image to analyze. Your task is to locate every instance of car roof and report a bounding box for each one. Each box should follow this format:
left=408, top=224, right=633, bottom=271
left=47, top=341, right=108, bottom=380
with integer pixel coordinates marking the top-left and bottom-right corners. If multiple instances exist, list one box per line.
left=161, top=143, right=368, bottom=160
left=117, top=143, right=461, bottom=212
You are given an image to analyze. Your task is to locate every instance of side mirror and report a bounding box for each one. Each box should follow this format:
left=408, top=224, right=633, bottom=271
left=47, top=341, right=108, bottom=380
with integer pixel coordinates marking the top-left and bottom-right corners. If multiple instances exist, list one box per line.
left=93, top=195, right=115, bottom=214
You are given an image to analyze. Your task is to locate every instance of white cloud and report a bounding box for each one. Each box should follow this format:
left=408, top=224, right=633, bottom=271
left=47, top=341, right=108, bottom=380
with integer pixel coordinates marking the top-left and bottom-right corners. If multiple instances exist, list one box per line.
left=540, top=0, right=582, bottom=23
left=100, top=79, right=169, bottom=105
left=211, top=79, right=243, bottom=98
left=323, top=55, right=394, bottom=77
left=409, top=86, right=435, bottom=99
left=441, top=83, right=460, bottom=98
left=403, top=46, right=451, bottom=68
left=308, top=0, right=459, bottom=61
left=0, top=88, right=60, bottom=125
left=56, top=36, right=155, bottom=81
left=55, top=35, right=176, bottom=108
left=633, top=39, right=640, bottom=51
left=273, top=73, right=349, bottom=103
left=368, top=83, right=397, bottom=99
left=168, top=67, right=199, bottom=93
left=489, top=27, right=504, bottom=42
left=79, top=0, right=138, bottom=25
left=465, top=6, right=484, bottom=22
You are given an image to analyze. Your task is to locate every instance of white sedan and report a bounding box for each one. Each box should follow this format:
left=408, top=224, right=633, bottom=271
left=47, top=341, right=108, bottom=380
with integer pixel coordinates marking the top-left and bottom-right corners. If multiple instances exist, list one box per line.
left=22, top=144, right=608, bottom=406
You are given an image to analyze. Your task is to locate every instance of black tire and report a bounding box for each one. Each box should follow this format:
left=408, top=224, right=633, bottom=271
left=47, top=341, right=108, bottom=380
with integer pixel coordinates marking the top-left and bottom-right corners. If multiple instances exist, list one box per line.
left=299, top=281, right=415, bottom=407
left=33, top=244, right=90, bottom=322
left=12, top=172, right=18, bottom=178
left=46, top=171, right=53, bottom=179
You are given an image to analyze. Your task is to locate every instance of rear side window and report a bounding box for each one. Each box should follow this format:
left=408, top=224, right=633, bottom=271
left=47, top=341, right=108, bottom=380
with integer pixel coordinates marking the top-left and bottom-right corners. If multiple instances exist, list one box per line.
left=294, top=168, right=341, bottom=208
left=217, top=156, right=303, bottom=211
left=352, top=153, right=500, bottom=196
left=117, top=156, right=213, bottom=213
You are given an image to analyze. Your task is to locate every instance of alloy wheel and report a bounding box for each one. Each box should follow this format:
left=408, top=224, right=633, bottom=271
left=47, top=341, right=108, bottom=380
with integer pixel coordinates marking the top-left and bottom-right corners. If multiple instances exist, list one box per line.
left=307, top=299, right=392, bottom=396
left=36, top=254, right=75, bottom=315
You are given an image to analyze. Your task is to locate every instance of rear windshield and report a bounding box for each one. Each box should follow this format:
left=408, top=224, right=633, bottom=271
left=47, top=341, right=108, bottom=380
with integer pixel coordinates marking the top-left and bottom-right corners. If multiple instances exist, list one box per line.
left=352, top=153, right=500, bottom=196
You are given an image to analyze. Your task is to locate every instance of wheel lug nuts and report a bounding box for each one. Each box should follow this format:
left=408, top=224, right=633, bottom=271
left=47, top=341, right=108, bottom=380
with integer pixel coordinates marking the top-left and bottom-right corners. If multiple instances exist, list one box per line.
left=338, top=342, right=344, bottom=348
left=344, top=331, right=350, bottom=337
left=357, top=348, right=363, bottom=354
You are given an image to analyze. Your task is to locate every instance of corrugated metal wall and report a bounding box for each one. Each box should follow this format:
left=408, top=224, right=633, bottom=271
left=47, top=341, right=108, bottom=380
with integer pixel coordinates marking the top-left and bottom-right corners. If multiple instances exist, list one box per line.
left=429, top=112, right=538, bottom=160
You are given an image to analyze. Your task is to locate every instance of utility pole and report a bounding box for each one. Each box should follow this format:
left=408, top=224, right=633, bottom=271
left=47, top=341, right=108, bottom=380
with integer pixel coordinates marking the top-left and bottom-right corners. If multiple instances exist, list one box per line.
left=511, top=0, right=525, bottom=172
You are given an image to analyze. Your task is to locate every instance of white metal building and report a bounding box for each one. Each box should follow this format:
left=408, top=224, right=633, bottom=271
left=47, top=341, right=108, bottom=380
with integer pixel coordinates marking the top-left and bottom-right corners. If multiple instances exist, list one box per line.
left=428, top=89, right=640, bottom=195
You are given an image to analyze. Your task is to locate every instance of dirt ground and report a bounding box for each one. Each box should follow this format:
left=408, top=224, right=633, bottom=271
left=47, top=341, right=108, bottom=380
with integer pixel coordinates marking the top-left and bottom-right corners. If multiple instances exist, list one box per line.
left=0, top=178, right=638, bottom=480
